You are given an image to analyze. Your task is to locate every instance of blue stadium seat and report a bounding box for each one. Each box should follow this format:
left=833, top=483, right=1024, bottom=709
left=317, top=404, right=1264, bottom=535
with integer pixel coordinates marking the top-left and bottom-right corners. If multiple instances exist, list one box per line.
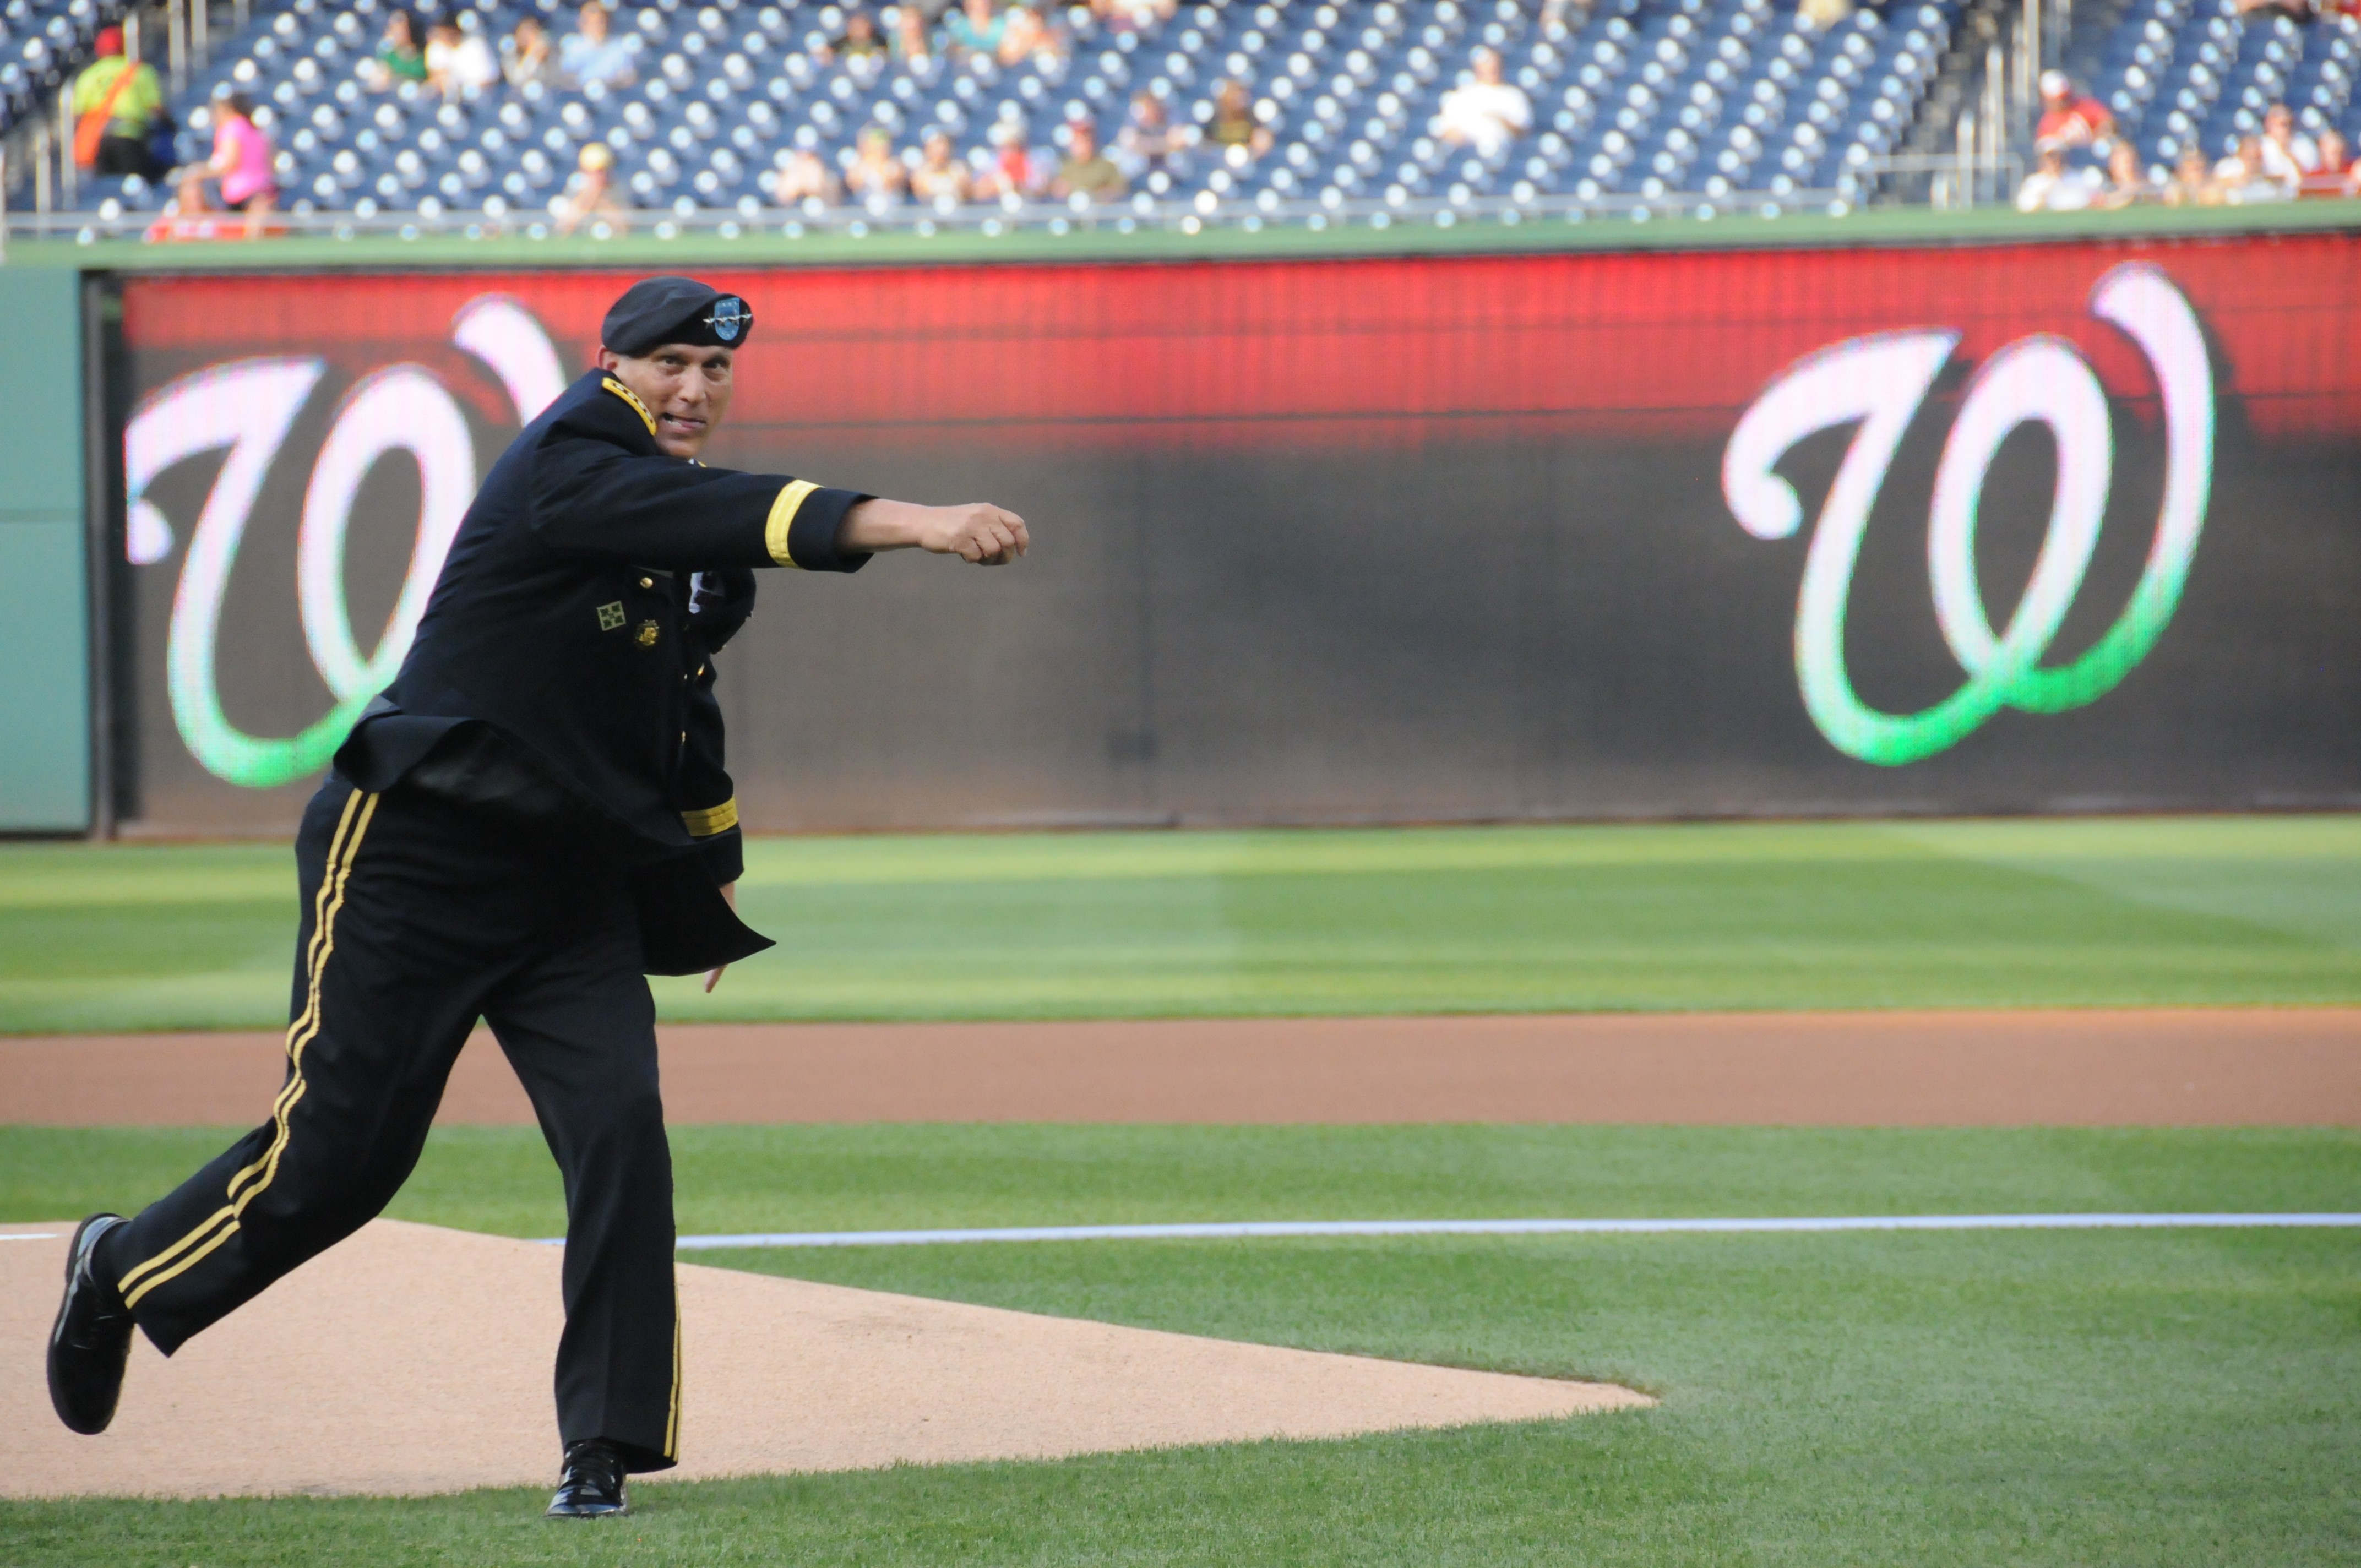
left=31, top=0, right=1976, bottom=225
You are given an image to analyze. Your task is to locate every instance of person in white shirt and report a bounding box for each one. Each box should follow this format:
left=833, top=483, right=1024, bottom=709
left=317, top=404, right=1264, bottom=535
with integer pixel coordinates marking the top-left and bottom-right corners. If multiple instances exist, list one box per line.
left=425, top=19, right=500, bottom=99
left=1437, top=46, right=1532, bottom=158
left=2015, top=141, right=2098, bottom=210
left=2258, top=102, right=2319, bottom=184
left=2215, top=133, right=2295, bottom=203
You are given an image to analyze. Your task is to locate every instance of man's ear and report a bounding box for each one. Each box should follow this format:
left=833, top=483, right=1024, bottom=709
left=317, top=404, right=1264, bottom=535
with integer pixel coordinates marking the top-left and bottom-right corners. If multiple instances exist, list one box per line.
left=594, top=347, right=623, bottom=373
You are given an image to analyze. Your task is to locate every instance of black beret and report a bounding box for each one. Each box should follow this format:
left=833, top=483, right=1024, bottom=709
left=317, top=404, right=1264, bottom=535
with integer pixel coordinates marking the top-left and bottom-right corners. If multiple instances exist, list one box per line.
left=600, top=276, right=755, bottom=355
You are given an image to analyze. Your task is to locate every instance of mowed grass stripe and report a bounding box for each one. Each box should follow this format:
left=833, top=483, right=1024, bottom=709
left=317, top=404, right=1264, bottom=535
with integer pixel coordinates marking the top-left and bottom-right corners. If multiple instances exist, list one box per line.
left=9, top=1125, right=2357, bottom=1249
left=5, top=816, right=2359, bottom=1032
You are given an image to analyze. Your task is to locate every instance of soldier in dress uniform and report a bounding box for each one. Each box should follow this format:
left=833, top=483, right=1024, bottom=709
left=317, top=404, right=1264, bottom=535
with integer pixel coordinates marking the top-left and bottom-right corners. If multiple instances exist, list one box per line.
left=47, top=276, right=1027, bottom=1518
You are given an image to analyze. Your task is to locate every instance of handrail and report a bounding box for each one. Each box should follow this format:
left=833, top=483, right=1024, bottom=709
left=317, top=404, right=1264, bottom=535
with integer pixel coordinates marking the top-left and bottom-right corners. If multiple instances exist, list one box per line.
left=3, top=184, right=1860, bottom=243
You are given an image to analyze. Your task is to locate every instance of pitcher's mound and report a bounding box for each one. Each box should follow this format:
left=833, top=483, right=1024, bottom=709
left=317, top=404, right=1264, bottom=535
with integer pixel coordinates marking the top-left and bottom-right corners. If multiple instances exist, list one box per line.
left=1, top=1220, right=1647, bottom=1499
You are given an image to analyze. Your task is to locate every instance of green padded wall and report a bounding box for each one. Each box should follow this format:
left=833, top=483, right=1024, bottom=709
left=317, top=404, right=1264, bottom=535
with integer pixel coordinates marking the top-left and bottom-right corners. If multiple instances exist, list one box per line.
left=0, top=265, right=91, bottom=833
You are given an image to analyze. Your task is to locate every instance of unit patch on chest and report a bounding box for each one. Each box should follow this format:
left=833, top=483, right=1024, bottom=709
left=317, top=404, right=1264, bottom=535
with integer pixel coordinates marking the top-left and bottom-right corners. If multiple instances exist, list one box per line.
left=597, top=601, right=627, bottom=632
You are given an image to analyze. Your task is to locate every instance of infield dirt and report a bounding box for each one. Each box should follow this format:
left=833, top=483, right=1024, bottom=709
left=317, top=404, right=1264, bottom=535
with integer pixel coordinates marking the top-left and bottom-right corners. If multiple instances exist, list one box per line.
left=0, top=1219, right=1646, bottom=1499
left=3, top=1009, right=2356, bottom=1126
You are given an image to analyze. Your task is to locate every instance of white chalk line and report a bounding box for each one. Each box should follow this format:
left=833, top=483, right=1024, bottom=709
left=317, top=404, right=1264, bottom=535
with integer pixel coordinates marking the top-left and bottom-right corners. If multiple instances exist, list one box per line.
left=641, top=1214, right=2361, bottom=1251
left=0, top=1233, right=61, bottom=1242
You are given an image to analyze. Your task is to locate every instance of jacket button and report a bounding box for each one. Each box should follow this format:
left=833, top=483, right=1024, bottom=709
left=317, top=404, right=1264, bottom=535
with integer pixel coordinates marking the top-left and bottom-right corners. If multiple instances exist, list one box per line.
left=639, top=576, right=654, bottom=589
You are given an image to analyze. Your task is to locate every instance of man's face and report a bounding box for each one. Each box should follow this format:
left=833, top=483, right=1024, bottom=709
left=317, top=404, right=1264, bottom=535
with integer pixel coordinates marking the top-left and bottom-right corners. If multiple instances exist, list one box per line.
left=595, top=342, right=735, bottom=459
left=1070, top=123, right=1096, bottom=159
left=2266, top=108, right=2292, bottom=141
left=1473, top=49, right=1501, bottom=84
left=581, top=4, right=608, bottom=40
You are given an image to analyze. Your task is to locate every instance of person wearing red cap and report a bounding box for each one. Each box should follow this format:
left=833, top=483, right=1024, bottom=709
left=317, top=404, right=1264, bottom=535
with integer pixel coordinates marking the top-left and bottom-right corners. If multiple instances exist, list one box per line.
left=69, top=26, right=166, bottom=179
left=2034, top=70, right=2114, bottom=151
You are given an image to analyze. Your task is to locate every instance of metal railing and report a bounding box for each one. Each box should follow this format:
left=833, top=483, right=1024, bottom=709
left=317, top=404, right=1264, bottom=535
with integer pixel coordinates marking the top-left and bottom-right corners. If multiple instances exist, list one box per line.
left=1865, top=148, right=2026, bottom=208
left=4, top=183, right=1864, bottom=245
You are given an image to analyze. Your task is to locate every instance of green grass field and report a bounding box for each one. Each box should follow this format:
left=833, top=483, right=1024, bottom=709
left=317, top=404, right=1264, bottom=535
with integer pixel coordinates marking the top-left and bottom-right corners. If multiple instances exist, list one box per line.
left=6, top=815, right=2357, bottom=1562
left=3, top=1125, right=2357, bottom=1565
left=4, top=815, right=2358, bottom=1033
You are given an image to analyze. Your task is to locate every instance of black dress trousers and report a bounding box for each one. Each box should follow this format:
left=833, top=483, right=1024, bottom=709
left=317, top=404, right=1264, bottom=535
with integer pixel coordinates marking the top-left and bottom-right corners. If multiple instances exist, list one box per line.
left=108, top=774, right=684, bottom=1471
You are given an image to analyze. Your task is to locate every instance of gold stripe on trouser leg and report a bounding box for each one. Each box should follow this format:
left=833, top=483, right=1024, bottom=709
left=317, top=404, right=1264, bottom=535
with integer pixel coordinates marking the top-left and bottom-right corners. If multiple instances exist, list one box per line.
left=120, top=793, right=380, bottom=1310
left=664, top=1271, right=683, bottom=1460
left=115, top=788, right=366, bottom=1297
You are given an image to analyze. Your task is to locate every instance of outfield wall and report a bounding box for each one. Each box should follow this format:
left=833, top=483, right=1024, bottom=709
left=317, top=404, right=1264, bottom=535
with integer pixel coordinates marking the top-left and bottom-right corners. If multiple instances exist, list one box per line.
left=97, top=226, right=2361, bottom=832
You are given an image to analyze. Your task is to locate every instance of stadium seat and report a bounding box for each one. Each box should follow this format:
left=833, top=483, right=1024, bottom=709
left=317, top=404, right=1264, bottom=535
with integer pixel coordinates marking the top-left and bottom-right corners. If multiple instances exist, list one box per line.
left=28, top=0, right=1981, bottom=225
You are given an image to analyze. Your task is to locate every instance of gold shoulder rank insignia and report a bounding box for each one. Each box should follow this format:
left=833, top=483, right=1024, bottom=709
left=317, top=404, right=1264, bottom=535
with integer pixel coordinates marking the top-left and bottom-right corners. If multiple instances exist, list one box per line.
left=636, top=620, right=660, bottom=647
left=600, top=377, right=658, bottom=438
left=597, top=601, right=627, bottom=631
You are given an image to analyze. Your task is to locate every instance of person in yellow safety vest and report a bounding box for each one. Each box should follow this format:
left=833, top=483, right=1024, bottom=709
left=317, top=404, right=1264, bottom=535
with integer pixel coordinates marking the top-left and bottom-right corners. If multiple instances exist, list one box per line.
left=71, top=27, right=167, bottom=180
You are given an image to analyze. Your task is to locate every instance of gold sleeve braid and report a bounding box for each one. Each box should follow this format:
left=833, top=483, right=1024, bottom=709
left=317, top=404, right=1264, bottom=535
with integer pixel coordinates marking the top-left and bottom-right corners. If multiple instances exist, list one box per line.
left=764, top=480, right=819, bottom=568
left=680, top=798, right=739, bottom=836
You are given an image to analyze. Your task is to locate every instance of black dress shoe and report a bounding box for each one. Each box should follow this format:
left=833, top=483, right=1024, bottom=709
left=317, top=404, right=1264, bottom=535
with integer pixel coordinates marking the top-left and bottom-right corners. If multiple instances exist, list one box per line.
left=48, top=1213, right=133, bottom=1436
left=546, top=1438, right=630, bottom=1518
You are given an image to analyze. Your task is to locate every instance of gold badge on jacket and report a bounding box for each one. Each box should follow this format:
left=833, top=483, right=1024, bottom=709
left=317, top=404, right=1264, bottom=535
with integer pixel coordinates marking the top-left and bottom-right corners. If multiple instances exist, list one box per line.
left=636, top=621, right=660, bottom=647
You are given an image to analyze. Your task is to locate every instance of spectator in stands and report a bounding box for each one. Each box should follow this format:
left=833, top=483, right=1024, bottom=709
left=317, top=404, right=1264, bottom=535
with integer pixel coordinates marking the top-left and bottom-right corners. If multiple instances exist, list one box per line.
left=1052, top=115, right=1126, bottom=201
left=503, top=15, right=560, bottom=89
left=1114, top=86, right=1180, bottom=177
left=2259, top=102, right=2320, bottom=183
left=201, top=89, right=278, bottom=238
left=2033, top=70, right=2113, bottom=149
left=70, top=26, right=165, bottom=180
left=2213, top=133, right=2294, bottom=202
left=2015, top=140, right=2096, bottom=209
left=426, top=18, right=499, bottom=100
left=1207, top=77, right=1272, bottom=161
left=997, top=1, right=1060, bottom=64
left=2235, top=0, right=2313, bottom=21
left=1095, top=0, right=1176, bottom=30
left=828, top=10, right=890, bottom=62
left=554, top=140, right=631, bottom=231
left=559, top=1, right=639, bottom=90
left=2162, top=143, right=2221, bottom=204
left=2092, top=140, right=2157, bottom=206
left=891, top=4, right=937, bottom=67
left=360, top=10, right=429, bottom=90
left=946, top=0, right=1007, bottom=59
left=910, top=127, right=972, bottom=202
left=2300, top=127, right=2355, bottom=195
left=770, top=144, right=842, bottom=205
left=980, top=118, right=1052, bottom=197
left=845, top=124, right=909, bottom=204
left=1437, top=47, right=1532, bottom=157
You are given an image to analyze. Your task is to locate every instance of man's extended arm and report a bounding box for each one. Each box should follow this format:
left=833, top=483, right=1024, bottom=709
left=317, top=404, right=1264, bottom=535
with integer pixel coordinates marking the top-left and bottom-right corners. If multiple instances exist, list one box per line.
left=840, top=498, right=1029, bottom=565
left=531, top=439, right=1027, bottom=570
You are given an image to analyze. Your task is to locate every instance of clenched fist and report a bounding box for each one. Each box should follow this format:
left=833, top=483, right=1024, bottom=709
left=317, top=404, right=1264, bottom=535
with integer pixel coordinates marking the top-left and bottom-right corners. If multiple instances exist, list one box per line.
left=840, top=498, right=1030, bottom=565
left=917, top=502, right=1029, bottom=565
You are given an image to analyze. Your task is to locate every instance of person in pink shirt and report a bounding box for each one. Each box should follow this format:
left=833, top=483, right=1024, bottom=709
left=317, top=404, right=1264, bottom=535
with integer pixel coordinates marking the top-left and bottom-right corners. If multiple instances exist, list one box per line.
left=204, top=91, right=276, bottom=238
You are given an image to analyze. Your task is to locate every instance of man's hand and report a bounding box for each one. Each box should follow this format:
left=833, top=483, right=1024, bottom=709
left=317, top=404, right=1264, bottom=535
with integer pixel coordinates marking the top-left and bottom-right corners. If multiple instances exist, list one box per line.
left=919, top=502, right=1029, bottom=565
left=840, top=499, right=1029, bottom=565
left=704, top=881, right=737, bottom=993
